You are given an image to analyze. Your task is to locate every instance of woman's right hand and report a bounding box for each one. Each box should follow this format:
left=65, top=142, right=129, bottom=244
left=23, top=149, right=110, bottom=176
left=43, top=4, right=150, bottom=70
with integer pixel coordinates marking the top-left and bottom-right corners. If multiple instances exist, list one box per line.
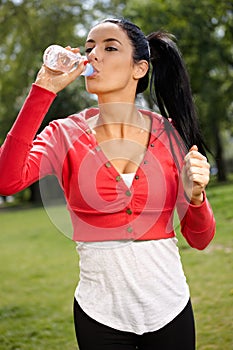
left=34, top=47, right=86, bottom=94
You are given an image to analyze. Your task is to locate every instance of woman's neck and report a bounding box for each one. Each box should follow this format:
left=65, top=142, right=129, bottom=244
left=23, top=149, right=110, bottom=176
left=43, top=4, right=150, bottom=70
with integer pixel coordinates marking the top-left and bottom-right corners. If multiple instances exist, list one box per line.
left=97, top=102, right=144, bottom=127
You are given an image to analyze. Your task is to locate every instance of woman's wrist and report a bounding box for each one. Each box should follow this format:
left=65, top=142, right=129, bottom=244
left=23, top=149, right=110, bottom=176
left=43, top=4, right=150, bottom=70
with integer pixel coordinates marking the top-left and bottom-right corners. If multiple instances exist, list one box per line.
left=190, top=192, right=204, bottom=205
left=34, top=71, right=60, bottom=94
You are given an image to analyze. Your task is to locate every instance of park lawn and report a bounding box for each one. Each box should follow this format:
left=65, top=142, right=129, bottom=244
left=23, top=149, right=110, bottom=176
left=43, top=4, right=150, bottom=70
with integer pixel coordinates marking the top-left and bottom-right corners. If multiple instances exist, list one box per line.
left=0, top=181, right=233, bottom=350
left=0, top=206, right=78, bottom=349
left=177, top=181, right=233, bottom=350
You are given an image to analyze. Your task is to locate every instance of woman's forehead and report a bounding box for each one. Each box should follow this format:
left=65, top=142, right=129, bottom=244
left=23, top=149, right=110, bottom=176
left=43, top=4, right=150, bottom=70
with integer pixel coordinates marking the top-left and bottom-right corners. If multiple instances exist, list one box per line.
left=86, top=22, right=129, bottom=43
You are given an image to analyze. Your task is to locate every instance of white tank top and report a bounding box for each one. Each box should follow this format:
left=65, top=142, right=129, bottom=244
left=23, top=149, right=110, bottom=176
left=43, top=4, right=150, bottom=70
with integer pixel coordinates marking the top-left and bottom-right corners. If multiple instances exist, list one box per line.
left=74, top=173, right=190, bottom=334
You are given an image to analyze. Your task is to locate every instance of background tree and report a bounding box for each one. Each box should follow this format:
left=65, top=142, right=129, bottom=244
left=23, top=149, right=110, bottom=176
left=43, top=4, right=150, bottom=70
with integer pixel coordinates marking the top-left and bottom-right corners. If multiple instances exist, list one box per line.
left=0, top=0, right=232, bottom=203
left=121, top=0, right=233, bottom=181
left=0, top=0, right=97, bottom=202
left=0, top=0, right=97, bottom=141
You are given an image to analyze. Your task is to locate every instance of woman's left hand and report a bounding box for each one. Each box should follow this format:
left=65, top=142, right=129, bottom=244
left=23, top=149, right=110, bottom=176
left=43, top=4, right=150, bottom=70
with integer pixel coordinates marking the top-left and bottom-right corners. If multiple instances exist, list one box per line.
left=182, top=145, right=210, bottom=205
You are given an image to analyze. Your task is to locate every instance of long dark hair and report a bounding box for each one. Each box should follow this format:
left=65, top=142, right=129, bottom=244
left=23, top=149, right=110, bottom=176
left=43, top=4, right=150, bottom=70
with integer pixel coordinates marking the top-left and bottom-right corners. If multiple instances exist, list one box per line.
left=101, top=18, right=207, bottom=157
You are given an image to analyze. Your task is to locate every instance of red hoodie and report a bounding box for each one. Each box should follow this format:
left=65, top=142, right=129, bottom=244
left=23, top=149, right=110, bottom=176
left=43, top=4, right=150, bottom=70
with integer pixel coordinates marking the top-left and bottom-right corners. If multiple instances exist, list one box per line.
left=0, top=84, right=215, bottom=248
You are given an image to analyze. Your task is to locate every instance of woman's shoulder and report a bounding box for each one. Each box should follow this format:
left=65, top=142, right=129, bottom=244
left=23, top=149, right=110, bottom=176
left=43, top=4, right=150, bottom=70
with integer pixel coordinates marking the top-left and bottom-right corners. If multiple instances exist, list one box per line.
left=49, top=107, right=99, bottom=133
left=140, top=108, right=168, bottom=129
left=140, top=108, right=178, bottom=130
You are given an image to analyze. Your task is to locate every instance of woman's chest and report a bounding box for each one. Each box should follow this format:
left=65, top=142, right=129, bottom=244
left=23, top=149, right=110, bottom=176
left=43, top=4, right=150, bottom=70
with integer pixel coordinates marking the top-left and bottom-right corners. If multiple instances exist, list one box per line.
left=61, top=138, right=179, bottom=212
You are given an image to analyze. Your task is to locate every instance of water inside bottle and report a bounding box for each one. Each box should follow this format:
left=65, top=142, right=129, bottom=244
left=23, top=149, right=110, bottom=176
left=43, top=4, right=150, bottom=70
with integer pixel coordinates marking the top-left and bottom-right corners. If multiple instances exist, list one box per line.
left=43, top=45, right=80, bottom=73
left=54, top=52, right=78, bottom=72
left=43, top=45, right=93, bottom=75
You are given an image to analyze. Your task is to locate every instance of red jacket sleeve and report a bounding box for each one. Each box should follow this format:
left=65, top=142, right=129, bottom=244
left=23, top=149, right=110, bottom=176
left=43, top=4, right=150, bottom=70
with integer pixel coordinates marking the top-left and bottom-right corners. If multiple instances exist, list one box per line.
left=178, top=192, right=216, bottom=250
left=0, top=84, right=57, bottom=195
left=167, top=120, right=216, bottom=250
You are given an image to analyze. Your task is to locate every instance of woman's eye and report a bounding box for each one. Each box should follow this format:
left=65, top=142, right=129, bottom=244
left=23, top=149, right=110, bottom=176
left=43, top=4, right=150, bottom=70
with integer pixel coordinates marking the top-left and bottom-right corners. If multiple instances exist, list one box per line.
left=85, top=46, right=118, bottom=54
left=85, top=47, right=93, bottom=54
left=105, top=46, right=117, bottom=51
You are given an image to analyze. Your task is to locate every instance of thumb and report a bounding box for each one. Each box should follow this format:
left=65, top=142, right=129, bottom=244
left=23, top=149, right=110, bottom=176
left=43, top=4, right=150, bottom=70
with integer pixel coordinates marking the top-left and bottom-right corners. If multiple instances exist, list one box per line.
left=189, top=145, right=198, bottom=152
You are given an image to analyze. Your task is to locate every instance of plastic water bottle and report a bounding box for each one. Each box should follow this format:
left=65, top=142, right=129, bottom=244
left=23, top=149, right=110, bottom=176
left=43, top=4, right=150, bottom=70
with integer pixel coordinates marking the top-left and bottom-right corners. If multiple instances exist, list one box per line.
left=43, top=45, right=94, bottom=76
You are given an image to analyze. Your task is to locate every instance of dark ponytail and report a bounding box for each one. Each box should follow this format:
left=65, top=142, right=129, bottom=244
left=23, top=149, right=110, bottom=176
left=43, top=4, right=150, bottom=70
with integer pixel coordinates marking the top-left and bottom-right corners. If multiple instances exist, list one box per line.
left=147, top=31, right=207, bottom=157
left=99, top=19, right=207, bottom=157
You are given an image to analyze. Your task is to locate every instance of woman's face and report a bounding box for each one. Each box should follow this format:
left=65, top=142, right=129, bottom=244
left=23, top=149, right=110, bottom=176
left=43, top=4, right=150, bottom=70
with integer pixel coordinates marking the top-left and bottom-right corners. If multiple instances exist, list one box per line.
left=84, top=22, right=140, bottom=101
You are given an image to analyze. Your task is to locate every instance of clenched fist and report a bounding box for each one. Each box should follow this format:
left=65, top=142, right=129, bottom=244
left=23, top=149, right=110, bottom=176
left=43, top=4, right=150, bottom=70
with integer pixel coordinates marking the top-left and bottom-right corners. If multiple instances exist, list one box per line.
left=182, top=145, right=210, bottom=205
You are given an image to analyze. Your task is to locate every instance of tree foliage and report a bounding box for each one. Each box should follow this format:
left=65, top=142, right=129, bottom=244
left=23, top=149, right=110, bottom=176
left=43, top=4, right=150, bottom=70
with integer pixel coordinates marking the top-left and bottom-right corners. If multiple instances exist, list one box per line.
left=0, top=0, right=232, bottom=182
left=0, top=0, right=96, bottom=141
left=121, top=0, right=233, bottom=180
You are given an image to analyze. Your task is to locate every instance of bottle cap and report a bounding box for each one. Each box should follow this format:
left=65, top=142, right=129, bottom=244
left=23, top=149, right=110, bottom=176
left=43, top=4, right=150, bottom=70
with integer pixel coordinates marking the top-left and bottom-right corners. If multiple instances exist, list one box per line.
left=81, top=63, right=94, bottom=76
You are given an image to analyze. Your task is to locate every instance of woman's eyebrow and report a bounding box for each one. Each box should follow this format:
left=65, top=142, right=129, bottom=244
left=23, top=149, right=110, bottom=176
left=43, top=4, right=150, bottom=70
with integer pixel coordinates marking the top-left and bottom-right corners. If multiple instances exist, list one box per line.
left=104, top=38, right=122, bottom=45
left=85, top=38, right=122, bottom=45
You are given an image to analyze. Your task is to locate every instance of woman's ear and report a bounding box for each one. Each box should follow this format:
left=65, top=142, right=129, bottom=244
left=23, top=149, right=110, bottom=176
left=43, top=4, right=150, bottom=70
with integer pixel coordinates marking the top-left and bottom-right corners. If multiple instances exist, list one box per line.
left=133, top=60, right=149, bottom=80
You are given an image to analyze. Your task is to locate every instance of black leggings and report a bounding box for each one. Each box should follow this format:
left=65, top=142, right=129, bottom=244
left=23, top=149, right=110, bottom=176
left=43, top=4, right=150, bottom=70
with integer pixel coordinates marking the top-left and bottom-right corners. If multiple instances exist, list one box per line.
left=73, top=298, right=196, bottom=350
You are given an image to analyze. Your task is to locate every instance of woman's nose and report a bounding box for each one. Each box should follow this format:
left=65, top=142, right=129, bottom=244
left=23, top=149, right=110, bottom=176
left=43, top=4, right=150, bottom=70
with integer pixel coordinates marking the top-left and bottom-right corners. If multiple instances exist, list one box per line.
left=88, top=47, right=100, bottom=62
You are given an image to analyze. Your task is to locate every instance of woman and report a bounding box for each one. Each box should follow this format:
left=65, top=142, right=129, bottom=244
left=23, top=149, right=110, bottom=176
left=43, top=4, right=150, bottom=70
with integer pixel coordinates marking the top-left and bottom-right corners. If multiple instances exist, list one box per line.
left=0, top=18, right=215, bottom=349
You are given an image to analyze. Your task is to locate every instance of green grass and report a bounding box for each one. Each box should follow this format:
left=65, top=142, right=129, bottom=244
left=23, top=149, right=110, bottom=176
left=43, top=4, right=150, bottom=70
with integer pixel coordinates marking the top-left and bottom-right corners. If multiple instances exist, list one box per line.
left=177, top=181, right=233, bottom=350
left=0, top=181, right=233, bottom=349
left=0, top=207, right=78, bottom=349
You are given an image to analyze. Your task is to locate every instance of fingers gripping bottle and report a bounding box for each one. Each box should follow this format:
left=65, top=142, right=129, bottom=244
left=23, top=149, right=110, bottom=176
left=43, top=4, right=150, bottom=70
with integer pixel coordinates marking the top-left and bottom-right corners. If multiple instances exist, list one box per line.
left=43, top=45, right=94, bottom=76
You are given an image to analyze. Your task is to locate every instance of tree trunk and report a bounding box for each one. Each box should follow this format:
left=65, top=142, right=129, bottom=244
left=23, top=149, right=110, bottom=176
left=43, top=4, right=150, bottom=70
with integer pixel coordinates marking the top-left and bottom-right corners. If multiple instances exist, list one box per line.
left=29, top=181, right=43, bottom=204
left=213, top=124, right=227, bottom=182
